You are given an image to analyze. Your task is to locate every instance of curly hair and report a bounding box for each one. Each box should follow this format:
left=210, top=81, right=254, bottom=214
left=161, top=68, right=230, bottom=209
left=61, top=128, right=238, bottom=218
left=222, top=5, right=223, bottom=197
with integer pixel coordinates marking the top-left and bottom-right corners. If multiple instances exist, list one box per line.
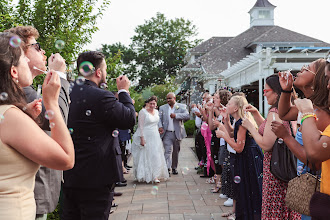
left=5, top=26, right=39, bottom=52
left=218, top=89, right=232, bottom=106
left=145, top=95, right=158, bottom=104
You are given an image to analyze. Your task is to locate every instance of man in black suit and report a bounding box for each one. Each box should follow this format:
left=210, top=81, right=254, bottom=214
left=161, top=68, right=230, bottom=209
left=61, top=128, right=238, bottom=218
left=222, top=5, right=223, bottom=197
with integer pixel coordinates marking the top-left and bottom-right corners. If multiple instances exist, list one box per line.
left=61, top=51, right=136, bottom=220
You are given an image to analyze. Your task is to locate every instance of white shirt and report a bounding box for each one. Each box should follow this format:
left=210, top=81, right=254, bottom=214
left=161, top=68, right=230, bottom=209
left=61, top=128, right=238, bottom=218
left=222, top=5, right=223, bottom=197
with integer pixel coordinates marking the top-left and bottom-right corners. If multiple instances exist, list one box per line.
left=167, top=104, right=175, bottom=131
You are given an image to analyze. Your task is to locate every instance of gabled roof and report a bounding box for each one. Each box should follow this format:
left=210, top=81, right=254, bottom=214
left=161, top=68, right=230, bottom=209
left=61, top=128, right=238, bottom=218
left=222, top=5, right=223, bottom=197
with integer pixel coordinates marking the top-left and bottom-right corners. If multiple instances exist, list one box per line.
left=189, top=37, right=232, bottom=54
left=252, top=0, right=276, bottom=8
left=183, top=25, right=330, bottom=75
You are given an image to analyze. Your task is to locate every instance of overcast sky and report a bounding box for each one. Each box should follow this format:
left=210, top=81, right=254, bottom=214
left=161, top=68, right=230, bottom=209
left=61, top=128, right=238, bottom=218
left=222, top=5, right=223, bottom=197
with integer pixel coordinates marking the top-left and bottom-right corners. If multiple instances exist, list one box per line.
left=85, top=0, right=329, bottom=50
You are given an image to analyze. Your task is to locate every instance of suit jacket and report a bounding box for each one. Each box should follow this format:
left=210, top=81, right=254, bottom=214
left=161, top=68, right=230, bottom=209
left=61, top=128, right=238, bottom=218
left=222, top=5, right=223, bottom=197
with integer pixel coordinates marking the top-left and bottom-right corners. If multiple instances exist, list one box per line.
left=64, top=80, right=136, bottom=189
left=23, top=77, right=70, bottom=214
left=158, top=103, right=190, bottom=140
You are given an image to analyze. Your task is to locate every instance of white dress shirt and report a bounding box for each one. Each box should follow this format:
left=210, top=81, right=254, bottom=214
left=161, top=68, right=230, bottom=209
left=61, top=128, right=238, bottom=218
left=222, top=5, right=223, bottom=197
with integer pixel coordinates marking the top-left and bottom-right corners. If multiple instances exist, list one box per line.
left=167, top=104, right=175, bottom=131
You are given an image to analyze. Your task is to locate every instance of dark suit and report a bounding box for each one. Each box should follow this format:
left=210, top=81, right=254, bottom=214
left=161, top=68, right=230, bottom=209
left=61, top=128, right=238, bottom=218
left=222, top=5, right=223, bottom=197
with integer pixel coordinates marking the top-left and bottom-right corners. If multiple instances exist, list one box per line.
left=61, top=80, right=135, bottom=220
left=23, top=77, right=70, bottom=215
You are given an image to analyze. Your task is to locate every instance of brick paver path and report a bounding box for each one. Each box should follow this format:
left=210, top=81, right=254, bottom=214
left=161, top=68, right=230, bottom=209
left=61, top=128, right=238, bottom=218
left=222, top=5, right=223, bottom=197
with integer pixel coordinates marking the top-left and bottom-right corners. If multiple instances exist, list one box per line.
left=110, top=138, right=232, bottom=220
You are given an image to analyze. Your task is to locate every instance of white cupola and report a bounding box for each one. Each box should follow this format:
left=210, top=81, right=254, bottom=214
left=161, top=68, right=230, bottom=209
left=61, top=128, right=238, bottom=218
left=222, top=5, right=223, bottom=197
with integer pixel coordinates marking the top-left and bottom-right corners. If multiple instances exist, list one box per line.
left=248, top=0, right=276, bottom=27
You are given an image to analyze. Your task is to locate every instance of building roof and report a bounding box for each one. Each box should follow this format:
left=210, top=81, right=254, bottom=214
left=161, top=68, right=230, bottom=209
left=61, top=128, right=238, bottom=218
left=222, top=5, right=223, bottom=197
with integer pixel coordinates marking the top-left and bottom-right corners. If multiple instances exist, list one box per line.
left=189, top=37, right=232, bottom=54
left=252, top=0, right=276, bottom=8
left=183, top=25, right=330, bottom=75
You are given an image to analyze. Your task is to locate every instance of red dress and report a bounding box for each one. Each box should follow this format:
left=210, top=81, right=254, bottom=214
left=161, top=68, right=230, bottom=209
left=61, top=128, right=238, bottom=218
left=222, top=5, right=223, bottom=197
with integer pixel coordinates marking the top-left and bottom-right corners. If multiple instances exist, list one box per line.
left=258, top=108, right=301, bottom=220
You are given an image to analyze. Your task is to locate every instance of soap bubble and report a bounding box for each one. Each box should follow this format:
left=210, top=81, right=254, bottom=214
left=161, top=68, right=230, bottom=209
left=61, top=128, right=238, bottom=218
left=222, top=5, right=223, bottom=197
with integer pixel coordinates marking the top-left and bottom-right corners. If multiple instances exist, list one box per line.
left=45, top=110, right=55, bottom=120
left=234, top=176, right=241, bottom=184
left=79, top=61, right=94, bottom=77
left=100, top=83, right=107, bottom=89
left=297, top=166, right=304, bottom=175
left=9, top=36, right=21, bottom=48
left=49, top=122, right=55, bottom=128
left=322, top=143, right=328, bottom=148
left=277, top=138, right=283, bottom=144
left=0, top=92, right=8, bottom=101
left=112, top=130, right=119, bottom=137
left=151, top=186, right=158, bottom=195
left=76, top=76, right=85, bottom=86
left=86, top=110, right=91, bottom=116
left=69, top=128, right=74, bottom=134
left=55, top=40, right=65, bottom=50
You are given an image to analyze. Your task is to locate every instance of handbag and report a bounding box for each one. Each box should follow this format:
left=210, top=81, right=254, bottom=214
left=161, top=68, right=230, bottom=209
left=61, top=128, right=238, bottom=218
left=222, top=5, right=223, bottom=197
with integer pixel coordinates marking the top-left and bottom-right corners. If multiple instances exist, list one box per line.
left=285, top=164, right=320, bottom=216
left=270, top=122, right=297, bottom=182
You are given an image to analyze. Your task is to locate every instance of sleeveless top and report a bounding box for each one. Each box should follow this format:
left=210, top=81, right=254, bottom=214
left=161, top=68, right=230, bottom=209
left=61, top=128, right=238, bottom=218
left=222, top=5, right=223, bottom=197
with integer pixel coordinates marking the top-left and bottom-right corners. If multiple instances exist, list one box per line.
left=0, top=105, right=40, bottom=219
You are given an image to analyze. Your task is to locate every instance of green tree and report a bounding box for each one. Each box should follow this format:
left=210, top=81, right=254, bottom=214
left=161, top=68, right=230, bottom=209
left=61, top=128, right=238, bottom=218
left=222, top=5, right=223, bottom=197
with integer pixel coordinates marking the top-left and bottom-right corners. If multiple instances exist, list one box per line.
left=131, top=12, right=201, bottom=90
left=3, top=0, right=110, bottom=64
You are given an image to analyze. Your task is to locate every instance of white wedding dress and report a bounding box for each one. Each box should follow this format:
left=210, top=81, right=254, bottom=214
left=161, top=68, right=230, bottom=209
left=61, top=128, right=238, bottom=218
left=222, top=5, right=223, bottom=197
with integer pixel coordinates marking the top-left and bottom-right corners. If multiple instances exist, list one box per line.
left=132, top=108, right=169, bottom=183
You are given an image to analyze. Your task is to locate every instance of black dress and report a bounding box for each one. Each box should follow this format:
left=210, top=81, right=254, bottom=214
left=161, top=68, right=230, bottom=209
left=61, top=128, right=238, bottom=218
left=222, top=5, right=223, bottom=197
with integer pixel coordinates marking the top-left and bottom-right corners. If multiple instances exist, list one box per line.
left=233, top=119, right=263, bottom=220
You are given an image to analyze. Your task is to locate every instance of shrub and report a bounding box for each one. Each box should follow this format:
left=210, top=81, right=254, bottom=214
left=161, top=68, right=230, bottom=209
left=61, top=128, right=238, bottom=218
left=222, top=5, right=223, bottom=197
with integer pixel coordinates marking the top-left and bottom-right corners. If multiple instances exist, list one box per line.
left=184, top=120, right=195, bottom=136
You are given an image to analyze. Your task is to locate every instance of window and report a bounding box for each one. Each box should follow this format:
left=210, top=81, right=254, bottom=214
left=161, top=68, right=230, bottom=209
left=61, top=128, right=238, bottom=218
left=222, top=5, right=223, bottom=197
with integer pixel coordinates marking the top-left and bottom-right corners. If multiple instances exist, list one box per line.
left=259, top=10, right=270, bottom=19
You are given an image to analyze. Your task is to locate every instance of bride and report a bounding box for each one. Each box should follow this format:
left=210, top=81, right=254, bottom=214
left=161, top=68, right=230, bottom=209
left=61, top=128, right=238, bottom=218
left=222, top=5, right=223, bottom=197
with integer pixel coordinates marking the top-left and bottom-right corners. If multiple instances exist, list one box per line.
left=132, top=96, right=169, bottom=183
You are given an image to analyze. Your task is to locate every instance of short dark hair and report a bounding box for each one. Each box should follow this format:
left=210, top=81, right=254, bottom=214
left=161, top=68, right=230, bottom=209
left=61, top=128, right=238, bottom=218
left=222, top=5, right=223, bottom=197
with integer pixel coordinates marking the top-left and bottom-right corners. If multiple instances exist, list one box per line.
left=145, top=95, right=158, bottom=104
left=76, top=51, right=105, bottom=76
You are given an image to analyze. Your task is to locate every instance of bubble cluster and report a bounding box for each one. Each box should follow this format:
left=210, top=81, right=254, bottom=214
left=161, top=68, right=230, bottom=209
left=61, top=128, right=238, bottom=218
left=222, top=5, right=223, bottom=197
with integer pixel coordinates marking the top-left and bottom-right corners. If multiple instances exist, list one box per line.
left=79, top=61, right=94, bottom=77
left=45, top=110, right=55, bottom=120
left=112, top=130, right=119, bottom=137
left=234, top=176, right=241, bottom=184
left=9, top=36, right=21, bottom=48
left=86, top=110, right=91, bottom=116
left=55, top=40, right=65, bottom=50
left=0, top=92, right=8, bottom=101
left=151, top=186, right=158, bottom=195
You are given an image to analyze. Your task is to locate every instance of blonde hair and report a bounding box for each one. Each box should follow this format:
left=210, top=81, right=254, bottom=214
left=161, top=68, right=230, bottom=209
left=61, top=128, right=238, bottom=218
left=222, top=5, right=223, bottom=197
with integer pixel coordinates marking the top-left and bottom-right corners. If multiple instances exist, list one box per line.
left=230, top=96, right=258, bottom=130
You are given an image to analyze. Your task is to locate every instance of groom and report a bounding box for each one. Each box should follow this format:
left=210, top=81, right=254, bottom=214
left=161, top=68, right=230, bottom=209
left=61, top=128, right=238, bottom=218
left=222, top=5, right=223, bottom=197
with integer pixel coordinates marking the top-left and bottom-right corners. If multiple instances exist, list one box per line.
left=158, top=92, right=190, bottom=175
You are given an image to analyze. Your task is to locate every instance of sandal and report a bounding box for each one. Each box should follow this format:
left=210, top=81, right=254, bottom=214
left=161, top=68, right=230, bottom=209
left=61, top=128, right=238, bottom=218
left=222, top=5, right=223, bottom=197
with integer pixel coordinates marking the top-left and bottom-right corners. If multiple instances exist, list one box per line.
left=227, top=213, right=236, bottom=220
left=211, top=182, right=221, bottom=193
left=221, top=210, right=234, bottom=217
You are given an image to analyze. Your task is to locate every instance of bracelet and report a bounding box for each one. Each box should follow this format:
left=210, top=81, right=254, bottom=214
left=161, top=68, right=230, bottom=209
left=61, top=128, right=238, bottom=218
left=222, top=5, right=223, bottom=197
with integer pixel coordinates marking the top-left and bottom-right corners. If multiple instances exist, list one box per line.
left=281, top=88, right=293, bottom=93
left=301, top=114, right=317, bottom=125
left=301, top=112, right=315, bottom=118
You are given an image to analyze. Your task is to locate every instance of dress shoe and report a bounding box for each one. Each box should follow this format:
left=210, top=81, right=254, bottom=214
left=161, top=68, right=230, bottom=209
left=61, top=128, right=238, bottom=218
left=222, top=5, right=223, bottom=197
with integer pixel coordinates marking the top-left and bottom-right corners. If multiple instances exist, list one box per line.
left=172, top=169, right=178, bottom=175
left=114, top=192, right=123, bottom=196
left=115, top=182, right=127, bottom=187
left=111, top=203, right=118, bottom=207
left=110, top=210, right=114, bottom=214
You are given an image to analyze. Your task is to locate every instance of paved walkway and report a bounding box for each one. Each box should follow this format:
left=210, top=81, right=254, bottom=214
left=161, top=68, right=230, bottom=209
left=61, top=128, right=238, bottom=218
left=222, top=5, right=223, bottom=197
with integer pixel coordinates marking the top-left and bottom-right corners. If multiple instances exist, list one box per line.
left=111, top=138, right=231, bottom=220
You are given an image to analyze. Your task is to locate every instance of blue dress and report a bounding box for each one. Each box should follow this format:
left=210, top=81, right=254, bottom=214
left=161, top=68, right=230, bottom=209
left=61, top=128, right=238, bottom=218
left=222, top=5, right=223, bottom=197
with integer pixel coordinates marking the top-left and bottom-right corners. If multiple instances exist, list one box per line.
left=233, top=119, right=264, bottom=220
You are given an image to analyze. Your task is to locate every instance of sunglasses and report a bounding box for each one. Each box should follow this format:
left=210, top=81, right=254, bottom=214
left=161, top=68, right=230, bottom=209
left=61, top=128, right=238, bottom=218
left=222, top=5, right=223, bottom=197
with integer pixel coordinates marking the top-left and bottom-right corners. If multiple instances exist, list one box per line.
left=301, top=65, right=316, bottom=75
left=27, top=42, right=41, bottom=52
left=263, top=89, right=272, bottom=93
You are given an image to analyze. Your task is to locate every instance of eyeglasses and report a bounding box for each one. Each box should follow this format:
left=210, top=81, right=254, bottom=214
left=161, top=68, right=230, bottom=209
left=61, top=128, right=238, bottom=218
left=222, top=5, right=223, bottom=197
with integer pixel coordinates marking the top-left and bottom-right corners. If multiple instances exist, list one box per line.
left=301, top=65, right=316, bottom=75
left=27, top=42, right=41, bottom=52
left=263, top=89, right=272, bottom=93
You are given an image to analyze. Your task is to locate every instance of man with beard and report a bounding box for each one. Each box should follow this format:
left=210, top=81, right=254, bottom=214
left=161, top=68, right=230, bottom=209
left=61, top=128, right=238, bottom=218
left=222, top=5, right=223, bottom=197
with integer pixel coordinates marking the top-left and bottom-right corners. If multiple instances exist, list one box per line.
left=62, top=51, right=136, bottom=219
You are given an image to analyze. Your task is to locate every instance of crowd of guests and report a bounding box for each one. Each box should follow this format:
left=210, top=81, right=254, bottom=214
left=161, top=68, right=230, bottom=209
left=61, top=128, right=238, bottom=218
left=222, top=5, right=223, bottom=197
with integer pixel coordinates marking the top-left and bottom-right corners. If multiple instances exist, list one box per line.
left=0, top=23, right=329, bottom=220
left=192, top=56, right=330, bottom=219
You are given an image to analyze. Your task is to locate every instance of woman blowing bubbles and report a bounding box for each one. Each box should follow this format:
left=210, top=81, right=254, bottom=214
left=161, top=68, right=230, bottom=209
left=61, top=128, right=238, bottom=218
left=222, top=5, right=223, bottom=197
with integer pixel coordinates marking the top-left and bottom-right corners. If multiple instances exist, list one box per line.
left=0, top=33, right=74, bottom=219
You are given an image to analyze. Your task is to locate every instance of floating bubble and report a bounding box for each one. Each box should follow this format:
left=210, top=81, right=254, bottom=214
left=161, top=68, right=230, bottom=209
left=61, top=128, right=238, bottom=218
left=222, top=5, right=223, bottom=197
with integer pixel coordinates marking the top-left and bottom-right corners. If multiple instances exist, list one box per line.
left=9, top=36, right=21, bottom=48
left=297, top=166, right=303, bottom=175
left=100, top=83, right=107, bottom=89
left=234, top=176, right=241, bottom=184
left=255, top=156, right=259, bottom=159
left=45, top=110, right=55, bottom=120
left=0, top=92, right=8, bottom=101
left=55, top=40, right=65, bottom=50
left=277, top=138, right=283, bottom=144
left=49, top=122, right=55, bottom=128
left=322, top=143, right=328, bottom=148
left=69, top=128, right=74, bottom=134
left=112, top=130, right=119, bottom=137
left=76, top=76, right=85, bottom=86
left=151, top=186, right=158, bottom=195
left=0, top=114, right=4, bottom=123
left=79, top=61, right=94, bottom=77
left=133, top=184, right=136, bottom=188
left=86, top=110, right=91, bottom=116
left=87, top=137, right=91, bottom=141
left=128, top=129, right=131, bottom=133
